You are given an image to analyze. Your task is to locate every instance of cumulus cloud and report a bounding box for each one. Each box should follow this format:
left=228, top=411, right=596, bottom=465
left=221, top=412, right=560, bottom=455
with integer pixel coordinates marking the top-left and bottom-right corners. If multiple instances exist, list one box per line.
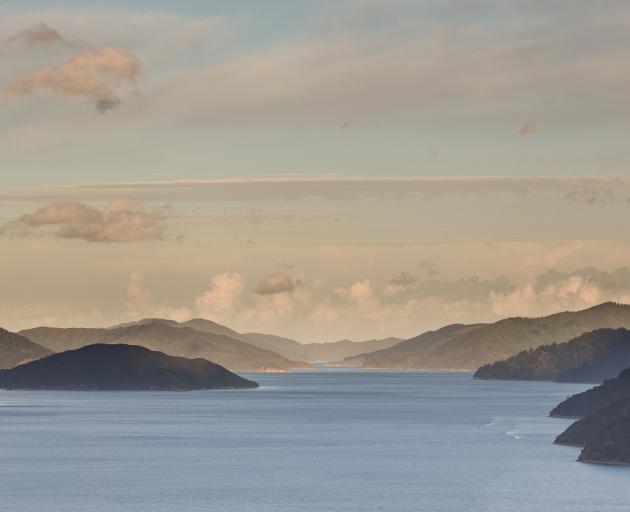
left=0, top=199, right=169, bottom=243
left=254, top=273, right=301, bottom=295
left=336, top=279, right=375, bottom=305
left=5, top=47, right=142, bottom=113
left=488, top=267, right=630, bottom=318
left=195, top=272, right=244, bottom=320
left=7, top=22, right=81, bottom=49
left=125, top=272, right=191, bottom=322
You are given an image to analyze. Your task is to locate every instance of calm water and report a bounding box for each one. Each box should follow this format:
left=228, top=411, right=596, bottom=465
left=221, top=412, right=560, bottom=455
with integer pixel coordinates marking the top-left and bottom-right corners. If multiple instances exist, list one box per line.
left=1, top=369, right=628, bottom=512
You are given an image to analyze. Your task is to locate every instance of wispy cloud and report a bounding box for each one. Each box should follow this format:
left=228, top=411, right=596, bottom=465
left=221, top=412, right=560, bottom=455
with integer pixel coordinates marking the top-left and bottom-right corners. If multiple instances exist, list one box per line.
left=0, top=176, right=625, bottom=203
left=6, top=22, right=82, bottom=49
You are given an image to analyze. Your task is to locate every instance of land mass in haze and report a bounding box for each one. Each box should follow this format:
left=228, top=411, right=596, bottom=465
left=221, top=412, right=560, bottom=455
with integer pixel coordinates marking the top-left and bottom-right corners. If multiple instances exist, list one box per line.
left=243, top=332, right=403, bottom=362
left=0, top=328, right=52, bottom=369
left=20, top=322, right=307, bottom=372
left=552, top=368, right=630, bottom=465
left=148, top=317, right=403, bottom=362
left=0, top=344, right=258, bottom=391
left=550, top=367, right=630, bottom=419
left=345, top=302, right=630, bottom=371
left=474, top=328, right=630, bottom=383
left=20, top=317, right=403, bottom=368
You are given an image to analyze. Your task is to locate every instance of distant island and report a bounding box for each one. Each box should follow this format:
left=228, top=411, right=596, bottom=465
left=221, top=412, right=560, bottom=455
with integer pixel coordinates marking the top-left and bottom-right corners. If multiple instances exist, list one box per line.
left=0, top=344, right=259, bottom=391
left=552, top=368, right=630, bottom=465
left=474, top=328, right=630, bottom=383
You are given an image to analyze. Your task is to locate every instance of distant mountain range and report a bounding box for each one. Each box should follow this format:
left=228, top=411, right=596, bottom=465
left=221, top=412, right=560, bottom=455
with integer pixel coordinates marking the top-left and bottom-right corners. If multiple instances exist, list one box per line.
left=346, top=302, right=630, bottom=370
left=0, top=328, right=52, bottom=369
left=552, top=368, right=630, bottom=465
left=19, top=322, right=306, bottom=372
left=243, top=332, right=403, bottom=362
left=0, top=344, right=258, bottom=391
left=474, top=328, right=630, bottom=383
left=9, top=301, right=630, bottom=373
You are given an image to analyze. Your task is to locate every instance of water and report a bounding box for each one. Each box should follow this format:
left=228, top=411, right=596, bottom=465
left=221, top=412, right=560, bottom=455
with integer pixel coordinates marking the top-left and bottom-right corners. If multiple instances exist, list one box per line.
left=1, top=369, right=629, bottom=512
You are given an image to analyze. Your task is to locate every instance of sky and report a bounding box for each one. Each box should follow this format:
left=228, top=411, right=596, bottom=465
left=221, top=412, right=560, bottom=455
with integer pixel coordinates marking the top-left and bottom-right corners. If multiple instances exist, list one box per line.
left=2, top=0, right=630, bottom=341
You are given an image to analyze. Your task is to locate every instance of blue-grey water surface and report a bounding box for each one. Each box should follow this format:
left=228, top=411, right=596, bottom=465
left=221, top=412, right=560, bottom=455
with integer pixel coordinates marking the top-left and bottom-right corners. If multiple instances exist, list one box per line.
left=1, top=369, right=629, bottom=512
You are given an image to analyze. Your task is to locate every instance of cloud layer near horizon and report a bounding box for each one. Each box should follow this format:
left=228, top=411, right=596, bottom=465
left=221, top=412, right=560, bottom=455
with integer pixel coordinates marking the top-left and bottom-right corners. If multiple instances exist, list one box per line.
left=1, top=175, right=628, bottom=203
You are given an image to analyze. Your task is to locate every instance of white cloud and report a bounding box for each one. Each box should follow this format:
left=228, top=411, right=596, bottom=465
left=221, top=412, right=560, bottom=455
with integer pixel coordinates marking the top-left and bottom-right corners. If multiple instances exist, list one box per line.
left=336, top=279, right=375, bottom=304
left=195, top=272, right=244, bottom=320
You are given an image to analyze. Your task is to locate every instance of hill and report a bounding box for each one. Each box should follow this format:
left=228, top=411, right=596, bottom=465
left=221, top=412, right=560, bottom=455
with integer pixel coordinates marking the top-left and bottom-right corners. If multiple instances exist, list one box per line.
left=0, top=328, right=52, bottom=369
left=550, top=367, right=630, bottom=418
left=118, top=318, right=402, bottom=362
left=241, top=332, right=312, bottom=361
left=346, top=302, right=630, bottom=370
left=346, top=324, right=483, bottom=367
left=0, top=344, right=258, bottom=391
left=573, top=401, right=630, bottom=465
left=552, top=372, right=630, bottom=465
left=19, top=323, right=306, bottom=372
left=474, top=328, right=630, bottom=383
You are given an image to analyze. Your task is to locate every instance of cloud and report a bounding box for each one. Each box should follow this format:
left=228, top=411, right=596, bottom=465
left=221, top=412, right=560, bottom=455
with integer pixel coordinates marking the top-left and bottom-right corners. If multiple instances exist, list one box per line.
left=384, top=272, right=417, bottom=296
left=336, top=279, right=375, bottom=304
left=125, top=272, right=191, bottom=322
left=195, top=272, right=244, bottom=320
left=564, top=187, right=615, bottom=205
left=7, top=22, right=81, bottom=49
left=1, top=199, right=169, bottom=243
left=5, top=47, right=142, bottom=113
left=1, top=175, right=625, bottom=204
left=418, top=260, right=439, bottom=277
left=254, top=273, right=301, bottom=295
left=488, top=267, right=630, bottom=318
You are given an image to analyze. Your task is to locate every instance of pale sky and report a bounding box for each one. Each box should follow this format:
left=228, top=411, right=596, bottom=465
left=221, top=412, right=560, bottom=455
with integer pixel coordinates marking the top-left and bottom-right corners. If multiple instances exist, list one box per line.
left=2, top=1, right=630, bottom=341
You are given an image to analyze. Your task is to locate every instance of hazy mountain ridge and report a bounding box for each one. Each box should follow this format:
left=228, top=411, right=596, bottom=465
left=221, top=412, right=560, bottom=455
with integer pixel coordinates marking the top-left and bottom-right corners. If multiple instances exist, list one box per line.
left=0, top=344, right=258, bottom=391
left=474, top=328, right=630, bottom=383
left=0, top=328, right=53, bottom=369
left=345, top=324, right=483, bottom=367
left=19, top=322, right=307, bottom=372
left=347, top=302, right=630, bottom=370
left=291, top=336, right=404, bottom=362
